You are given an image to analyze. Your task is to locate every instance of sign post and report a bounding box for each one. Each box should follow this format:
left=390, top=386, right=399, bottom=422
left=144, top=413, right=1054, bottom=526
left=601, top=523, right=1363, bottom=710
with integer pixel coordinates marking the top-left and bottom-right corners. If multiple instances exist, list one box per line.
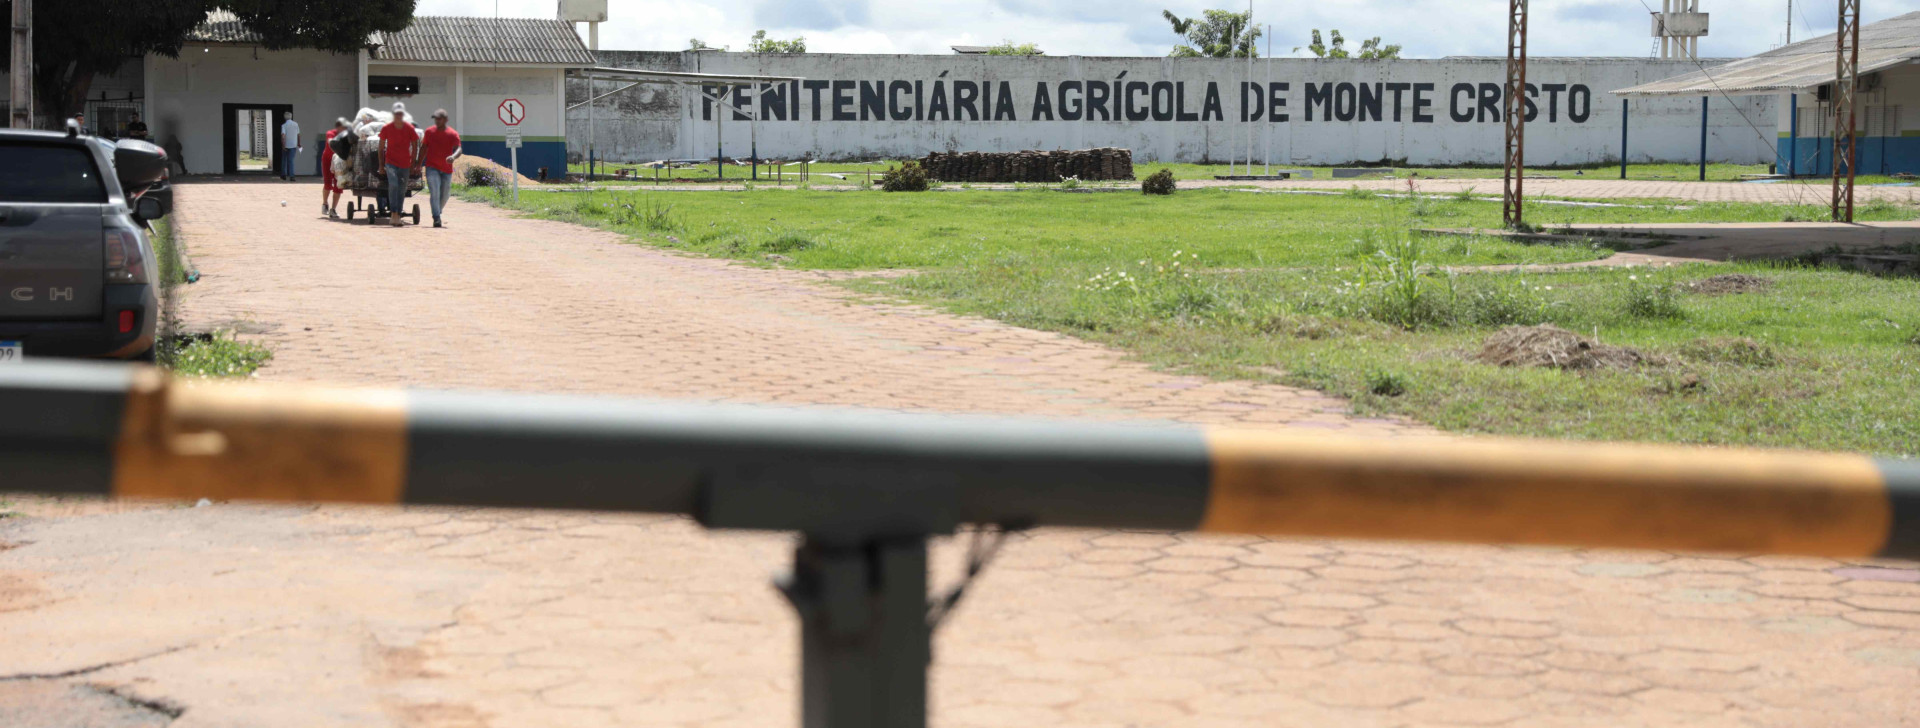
left=498, top=99, right=525, bottom=203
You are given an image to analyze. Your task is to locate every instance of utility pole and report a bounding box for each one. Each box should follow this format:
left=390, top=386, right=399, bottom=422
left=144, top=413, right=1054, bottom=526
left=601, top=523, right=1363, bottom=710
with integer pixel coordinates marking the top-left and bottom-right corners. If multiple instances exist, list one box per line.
left=9, top=0, right=30, bottom=129
left=1833, top=0, right=1860, bottom=222
left=1786, top=0, right=1792, bottom=44
left=1502, top=0, right=1528, bottom=228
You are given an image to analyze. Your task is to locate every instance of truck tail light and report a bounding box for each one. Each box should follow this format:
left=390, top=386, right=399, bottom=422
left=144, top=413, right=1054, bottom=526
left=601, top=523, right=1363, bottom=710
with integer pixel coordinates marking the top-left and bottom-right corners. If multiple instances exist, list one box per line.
left=104, top=228, right=148, bottom=284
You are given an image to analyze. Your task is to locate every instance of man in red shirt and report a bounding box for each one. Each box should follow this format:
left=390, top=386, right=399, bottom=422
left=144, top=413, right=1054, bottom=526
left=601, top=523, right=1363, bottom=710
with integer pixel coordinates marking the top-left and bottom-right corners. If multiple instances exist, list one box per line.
left=418, top=109, right=464, bottom=229
left=377, top=109, right=421, bottom=227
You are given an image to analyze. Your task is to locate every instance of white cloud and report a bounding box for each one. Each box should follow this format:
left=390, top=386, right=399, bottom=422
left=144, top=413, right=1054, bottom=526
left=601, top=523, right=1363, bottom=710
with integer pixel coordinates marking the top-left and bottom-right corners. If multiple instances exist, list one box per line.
left=414, top=0, right=1920, bottom=59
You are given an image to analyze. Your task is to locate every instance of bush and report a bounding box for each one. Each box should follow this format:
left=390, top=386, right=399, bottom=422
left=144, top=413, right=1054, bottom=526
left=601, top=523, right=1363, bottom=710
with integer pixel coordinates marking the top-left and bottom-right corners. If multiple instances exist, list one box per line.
left=1623, top=272, right=1685, bottom=320
left=1366, top=370, right=1410, bottom=397
left=463, top=164, right=503, bottom=188
left=1142, top=168, right=1176, bottom=195
left=880, top=161, right=931, bottom=192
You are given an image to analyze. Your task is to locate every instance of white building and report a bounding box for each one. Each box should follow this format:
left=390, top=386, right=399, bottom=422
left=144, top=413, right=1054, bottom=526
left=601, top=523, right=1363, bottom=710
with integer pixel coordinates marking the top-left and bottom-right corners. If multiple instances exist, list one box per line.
left=136, top=11, right=592, bottom=178
left=1620, top=10, right=1920, bottom=176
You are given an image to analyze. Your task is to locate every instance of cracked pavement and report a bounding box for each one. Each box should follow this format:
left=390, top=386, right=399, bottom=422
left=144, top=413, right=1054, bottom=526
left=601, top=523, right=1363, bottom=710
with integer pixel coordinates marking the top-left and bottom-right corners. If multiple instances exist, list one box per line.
left=3, top=182, right=1918, bottom=727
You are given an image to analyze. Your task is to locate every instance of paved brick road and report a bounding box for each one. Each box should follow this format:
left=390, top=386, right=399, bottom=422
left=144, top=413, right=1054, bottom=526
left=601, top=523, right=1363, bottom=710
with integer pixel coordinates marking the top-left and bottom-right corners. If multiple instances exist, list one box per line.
left=3, top=182, right=1918, bottom=728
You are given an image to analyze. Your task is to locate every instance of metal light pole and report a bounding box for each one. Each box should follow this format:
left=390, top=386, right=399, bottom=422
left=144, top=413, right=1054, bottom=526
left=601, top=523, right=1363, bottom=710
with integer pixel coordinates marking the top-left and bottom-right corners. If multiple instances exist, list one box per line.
left=1502, top=0, right=1528, bottom=228
left=1833, top=0, right=1860, bottom=222
left=9, top=0, right=31, bottom=129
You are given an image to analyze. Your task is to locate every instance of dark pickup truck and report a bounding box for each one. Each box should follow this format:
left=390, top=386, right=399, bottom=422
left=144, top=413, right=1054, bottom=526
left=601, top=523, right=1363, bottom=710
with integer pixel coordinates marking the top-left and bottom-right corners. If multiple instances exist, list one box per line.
left=0, top=128, right=172, bottom=363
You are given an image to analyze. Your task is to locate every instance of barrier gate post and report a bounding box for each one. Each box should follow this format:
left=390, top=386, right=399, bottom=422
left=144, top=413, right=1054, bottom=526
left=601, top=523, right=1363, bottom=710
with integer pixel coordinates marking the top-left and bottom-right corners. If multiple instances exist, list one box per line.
left=783, top=537, right=930, bottom=728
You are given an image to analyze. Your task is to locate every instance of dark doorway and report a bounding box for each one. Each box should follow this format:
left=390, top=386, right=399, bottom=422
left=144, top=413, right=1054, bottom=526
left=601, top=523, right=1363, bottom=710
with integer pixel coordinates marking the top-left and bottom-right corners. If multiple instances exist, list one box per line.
left=222, top=103, right=294, bottom=176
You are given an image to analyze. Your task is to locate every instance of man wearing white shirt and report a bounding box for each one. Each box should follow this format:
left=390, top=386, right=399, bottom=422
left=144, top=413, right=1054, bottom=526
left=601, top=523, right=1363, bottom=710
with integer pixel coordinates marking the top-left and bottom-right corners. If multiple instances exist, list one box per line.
left=279, top=112, right=301, bottom=181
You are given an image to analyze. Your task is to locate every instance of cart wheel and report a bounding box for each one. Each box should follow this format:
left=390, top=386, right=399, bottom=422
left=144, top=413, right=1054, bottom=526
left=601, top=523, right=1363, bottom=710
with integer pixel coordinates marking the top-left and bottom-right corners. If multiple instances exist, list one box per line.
left=346, top=204, right=356, bottom=221
left=411, top=204, right=421, bottom=225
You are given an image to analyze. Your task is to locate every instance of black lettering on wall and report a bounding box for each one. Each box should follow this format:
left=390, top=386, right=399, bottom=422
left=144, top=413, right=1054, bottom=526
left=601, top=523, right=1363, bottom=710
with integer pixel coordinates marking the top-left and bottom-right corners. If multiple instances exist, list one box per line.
left=1569, top=84, right=1592, bottom=123
left=1449, top=83, right=1475, bottom=122
left=889, top=80, right=914, bottom=121
left=1087, top=81, right=1111, bottom=121
left=1413, top=83, right=1435, bottom=123
left=1358, top=82, right=1383, bottom=122
left=1202, top=82, right=1223, bottom=121
left=804, top=81, right=830, bottom=121
left=699, top=84, right=712, bottom=121
left=1032, top=82, right=1055, bottom=120
left=1124, top=81, right=1150, bottom=122
left=954, top=81, right=980, bottom=120
left=859, top=81, right=885, bottom=121
left=1334, top=82, right=1357, bottom=122
left=1541, top=83, right=1567, bottom=122
left=1241, top=82, right=1264, bottom=122
left=792, top=81, right=801, bottom=120
left=914, top=80, right=924, bottom=121
left=833, top=80, right=858, bottom=121
left=929, top=80, right=950, bottom=121
left=1176, top=81, right=1199, bottom=121
left=763, top=83, right=788, bottom=121
left=1385, top=82, right=1411, bottom=122
left=1305, top=83, right=1334, bottom=121
left=1477, top=82, right=1502, bottom=123
left=733, top=86, right=751, bottom=121
left=1268, top=82, right=1289, bottom=122
left=1059, top=81, right=1084, bottom=121
left=994, top=81, right=1017, bottom=121
left=1151, top=81, right=1175, bottom=122
left=1523, top=83, right=1539, bottom=123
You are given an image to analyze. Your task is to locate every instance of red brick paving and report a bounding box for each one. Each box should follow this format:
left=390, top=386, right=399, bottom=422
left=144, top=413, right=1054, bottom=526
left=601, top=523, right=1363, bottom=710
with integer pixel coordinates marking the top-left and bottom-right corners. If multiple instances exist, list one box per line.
left=1, top=182, right=1915, bottom=728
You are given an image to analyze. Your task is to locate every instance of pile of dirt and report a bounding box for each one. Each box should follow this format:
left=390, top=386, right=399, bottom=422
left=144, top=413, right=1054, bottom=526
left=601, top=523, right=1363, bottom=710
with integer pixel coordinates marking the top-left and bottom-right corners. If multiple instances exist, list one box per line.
left=452, top=156, right=540, bottom=187
left=1474, top=325, right=1653, bottom=371
left=1684, top=273, right=1774, bottom=295
left=921, top=148, right=1134, bottom=183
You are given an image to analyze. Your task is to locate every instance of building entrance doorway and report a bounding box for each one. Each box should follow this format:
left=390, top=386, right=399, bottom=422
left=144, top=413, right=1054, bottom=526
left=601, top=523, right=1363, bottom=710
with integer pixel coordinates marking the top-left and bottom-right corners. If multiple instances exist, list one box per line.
left=222, top=103, right=294, bottom=176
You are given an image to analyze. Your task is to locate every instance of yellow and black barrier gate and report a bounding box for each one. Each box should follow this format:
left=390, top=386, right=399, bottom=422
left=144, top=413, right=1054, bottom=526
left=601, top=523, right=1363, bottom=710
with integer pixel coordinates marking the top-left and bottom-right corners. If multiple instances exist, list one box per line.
left=4, top=363, right=1918, bottom=727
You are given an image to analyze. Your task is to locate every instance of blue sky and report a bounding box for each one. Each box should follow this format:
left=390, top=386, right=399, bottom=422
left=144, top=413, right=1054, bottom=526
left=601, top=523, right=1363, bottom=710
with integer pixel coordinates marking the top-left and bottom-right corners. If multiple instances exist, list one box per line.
left=417, top=0, right=1920, bottom=58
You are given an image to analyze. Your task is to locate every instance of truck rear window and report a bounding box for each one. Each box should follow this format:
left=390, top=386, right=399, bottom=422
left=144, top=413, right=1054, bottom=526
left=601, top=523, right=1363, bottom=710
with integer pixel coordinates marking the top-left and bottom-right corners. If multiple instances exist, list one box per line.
left=0, top=143, right=107, bottom=203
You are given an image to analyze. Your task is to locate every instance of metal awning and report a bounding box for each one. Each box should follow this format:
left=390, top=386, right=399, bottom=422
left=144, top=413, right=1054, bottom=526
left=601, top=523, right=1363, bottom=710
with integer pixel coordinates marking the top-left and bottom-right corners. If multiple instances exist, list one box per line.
left=1616, top=10, right=1920, bottom=97
left=565, top=67, right=801, bottom=86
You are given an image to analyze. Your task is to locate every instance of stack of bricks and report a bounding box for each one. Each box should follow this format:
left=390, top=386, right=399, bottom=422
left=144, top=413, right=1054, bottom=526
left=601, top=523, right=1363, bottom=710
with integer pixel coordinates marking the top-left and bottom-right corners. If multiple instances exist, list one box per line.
left=920, top=148, right=1134, bottom=183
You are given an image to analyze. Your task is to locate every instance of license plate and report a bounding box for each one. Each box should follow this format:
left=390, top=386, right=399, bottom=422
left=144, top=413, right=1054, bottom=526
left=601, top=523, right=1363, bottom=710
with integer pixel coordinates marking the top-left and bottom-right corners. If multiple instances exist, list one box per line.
left=0, top=341, right=19, bottom=364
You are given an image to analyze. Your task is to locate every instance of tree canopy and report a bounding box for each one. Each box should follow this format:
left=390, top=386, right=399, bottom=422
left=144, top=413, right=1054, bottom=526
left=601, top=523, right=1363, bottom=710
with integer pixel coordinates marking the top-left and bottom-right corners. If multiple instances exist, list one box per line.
left=748, top=30, right=806, bottom=54
left=1162, top=9, right=1261, bottom=58
left=2, top=0, right=415, bottom=127
left=1297, top=29, right=1402, bottom=59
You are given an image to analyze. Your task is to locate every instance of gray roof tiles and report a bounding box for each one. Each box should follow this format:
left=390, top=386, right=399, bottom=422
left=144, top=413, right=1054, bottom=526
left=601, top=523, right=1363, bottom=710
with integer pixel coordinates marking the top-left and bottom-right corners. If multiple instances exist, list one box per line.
left=1617, top=11, right=1920, bottom=96
left=185, top=13, right=596, bottom=66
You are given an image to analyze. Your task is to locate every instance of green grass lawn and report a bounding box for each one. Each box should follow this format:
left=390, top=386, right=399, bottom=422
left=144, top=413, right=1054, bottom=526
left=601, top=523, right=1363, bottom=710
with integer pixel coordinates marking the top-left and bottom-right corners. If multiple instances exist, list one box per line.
left=569, top=158, right=1919, bottom=187
left=456, top=183, right=1920, bottom=456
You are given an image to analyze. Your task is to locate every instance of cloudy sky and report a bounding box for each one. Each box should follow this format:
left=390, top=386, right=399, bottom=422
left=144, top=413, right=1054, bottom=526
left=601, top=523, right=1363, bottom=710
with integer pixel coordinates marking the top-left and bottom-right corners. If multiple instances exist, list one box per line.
left=417, top=0, right=1920, bottom=59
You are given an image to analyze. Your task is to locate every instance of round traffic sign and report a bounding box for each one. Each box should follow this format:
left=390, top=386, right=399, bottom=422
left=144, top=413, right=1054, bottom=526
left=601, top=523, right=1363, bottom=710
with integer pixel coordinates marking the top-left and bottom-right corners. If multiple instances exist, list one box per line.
left=497, top=99, right=525, bottom=127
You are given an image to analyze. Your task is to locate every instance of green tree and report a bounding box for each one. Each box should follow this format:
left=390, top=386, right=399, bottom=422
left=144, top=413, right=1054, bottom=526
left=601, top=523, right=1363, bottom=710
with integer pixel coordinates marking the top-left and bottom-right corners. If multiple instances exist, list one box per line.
left=984, top=41, right=1043, bottom=56
left=2, top=0, right=414, bottom=128
left=1162, top=8, right=1260, bottom=58
left=1298, top=29, right=1402, bottom=59
left=748, top=30, right=806, bottom=54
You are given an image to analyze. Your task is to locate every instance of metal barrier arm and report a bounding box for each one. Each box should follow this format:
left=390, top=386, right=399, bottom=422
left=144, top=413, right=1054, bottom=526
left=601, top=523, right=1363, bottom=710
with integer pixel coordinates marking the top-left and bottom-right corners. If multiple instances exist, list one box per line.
left=9, top=364, right=1919, bottom=559
left=6, top=363, right=1920, bottom=728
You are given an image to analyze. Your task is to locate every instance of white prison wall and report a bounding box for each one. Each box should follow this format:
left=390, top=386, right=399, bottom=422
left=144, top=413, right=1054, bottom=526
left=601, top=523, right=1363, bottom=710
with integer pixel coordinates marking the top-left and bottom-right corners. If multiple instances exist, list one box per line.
left=569, top=52, right=1776, bottom=167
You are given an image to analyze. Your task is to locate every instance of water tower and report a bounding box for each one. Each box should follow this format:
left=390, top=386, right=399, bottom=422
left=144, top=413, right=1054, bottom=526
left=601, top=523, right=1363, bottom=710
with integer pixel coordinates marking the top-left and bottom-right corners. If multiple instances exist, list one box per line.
left=559, top=0, right=609, bottom=51
left=1652, top=0, right=1709, bottom=60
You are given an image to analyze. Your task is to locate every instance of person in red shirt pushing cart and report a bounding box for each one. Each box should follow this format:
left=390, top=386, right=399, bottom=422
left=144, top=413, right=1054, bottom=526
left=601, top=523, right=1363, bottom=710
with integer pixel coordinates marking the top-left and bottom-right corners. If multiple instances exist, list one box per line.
left=419, top=109, right=464, bottom=229
left=376, top=108, right=421, bottom=228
